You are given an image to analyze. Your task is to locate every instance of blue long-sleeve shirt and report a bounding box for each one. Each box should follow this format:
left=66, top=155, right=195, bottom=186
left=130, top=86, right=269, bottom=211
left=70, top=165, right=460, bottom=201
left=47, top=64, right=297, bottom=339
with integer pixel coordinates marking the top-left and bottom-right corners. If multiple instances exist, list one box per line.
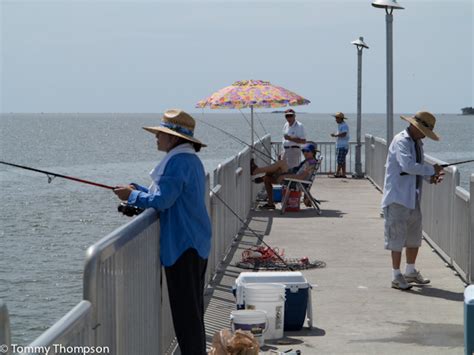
left=127, top=153, right=212, bottom=267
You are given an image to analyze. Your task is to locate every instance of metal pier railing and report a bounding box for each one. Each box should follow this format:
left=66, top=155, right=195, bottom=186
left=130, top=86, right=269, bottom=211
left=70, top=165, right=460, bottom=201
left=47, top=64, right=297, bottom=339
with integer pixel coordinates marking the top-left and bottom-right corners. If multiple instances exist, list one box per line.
left=271, top=141, right=364, bottom=175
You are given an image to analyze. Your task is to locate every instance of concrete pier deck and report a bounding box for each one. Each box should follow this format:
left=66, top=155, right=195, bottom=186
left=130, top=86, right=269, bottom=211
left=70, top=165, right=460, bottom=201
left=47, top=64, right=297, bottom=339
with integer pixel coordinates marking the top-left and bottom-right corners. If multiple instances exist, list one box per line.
left=204, top=176, right=465, bottom=354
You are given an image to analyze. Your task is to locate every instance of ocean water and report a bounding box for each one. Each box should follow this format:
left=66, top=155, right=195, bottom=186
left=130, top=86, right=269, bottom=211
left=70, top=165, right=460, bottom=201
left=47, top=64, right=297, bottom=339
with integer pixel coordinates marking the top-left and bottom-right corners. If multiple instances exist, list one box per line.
left=0, top=112, right=473, bottom=345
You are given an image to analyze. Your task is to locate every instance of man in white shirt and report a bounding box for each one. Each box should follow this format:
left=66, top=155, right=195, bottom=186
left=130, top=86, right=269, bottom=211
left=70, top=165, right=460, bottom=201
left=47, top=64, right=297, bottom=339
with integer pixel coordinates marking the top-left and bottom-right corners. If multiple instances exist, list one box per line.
left=382, top=111, right=444, bottom=290
left=282, top=109, right=306, bottom=169
left=330, top=112, right=350, bottom=178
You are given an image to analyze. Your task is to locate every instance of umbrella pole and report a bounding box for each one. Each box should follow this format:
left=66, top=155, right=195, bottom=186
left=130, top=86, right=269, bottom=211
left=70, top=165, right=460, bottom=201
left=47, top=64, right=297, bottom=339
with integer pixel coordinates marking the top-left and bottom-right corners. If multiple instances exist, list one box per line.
left=250, top=105, right=254, bottom=151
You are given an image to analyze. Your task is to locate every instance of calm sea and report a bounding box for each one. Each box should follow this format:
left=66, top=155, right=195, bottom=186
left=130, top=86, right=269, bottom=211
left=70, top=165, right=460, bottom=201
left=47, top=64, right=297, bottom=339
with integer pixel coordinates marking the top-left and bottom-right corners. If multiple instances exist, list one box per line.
left=1, top=112, right=473, bottom=345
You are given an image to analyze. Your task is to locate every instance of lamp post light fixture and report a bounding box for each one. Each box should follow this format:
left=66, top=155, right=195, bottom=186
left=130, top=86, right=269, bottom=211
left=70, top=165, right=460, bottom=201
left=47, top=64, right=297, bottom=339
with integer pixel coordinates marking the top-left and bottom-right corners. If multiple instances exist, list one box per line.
left=371, top=0, right=404, bottom=147
left=351, top=36, right=369, bottom=179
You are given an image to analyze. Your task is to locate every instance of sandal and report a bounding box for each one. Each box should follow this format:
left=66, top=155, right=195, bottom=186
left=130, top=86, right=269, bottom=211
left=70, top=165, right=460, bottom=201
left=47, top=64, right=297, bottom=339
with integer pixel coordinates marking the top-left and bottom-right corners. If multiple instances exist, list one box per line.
left=260, top=203, right=275, bottom=210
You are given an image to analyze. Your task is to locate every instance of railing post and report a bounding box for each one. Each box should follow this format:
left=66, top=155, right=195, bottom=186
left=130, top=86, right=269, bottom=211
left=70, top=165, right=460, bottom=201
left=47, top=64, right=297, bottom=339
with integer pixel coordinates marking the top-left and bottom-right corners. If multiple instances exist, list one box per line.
left=365, top=135, right=371, bottom=178
left=0, top=301, right=11, bottom=355
left=449, top=167, right=460, bottom=267
left=470, top=174, right=474, bottom=283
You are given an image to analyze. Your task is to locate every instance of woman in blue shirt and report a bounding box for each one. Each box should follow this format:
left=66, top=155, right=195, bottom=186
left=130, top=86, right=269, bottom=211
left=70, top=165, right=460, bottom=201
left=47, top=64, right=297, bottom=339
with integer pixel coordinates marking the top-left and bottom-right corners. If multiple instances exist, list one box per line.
left=114, top=109, right=211, bottom=355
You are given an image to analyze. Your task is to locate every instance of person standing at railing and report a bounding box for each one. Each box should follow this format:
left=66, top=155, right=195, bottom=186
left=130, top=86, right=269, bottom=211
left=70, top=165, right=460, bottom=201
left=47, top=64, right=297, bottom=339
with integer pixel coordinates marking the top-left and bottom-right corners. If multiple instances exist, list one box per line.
left=113, top=109, right=211, bottom=355
left=330, top=112, right=350, bottom=178
left=382, top=111, right=444, bottom=291
left=281, top=109, right=306, bottom=169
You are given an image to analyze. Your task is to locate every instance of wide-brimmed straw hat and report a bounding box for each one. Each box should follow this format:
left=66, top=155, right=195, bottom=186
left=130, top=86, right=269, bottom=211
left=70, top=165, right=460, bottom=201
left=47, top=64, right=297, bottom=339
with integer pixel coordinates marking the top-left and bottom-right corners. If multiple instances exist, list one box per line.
left=143, top=109, right=207, bottom=147
left=400, top=111, right=440, bottom=141
left=332, top=112, right=348, bottom=120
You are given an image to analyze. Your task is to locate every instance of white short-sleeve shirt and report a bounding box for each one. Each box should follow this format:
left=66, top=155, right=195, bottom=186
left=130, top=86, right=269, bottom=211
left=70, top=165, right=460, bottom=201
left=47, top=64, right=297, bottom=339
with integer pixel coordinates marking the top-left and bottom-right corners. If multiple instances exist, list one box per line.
left=282, top=120, right=306, bottom=148
left=336, top=122, right=350, bottom=148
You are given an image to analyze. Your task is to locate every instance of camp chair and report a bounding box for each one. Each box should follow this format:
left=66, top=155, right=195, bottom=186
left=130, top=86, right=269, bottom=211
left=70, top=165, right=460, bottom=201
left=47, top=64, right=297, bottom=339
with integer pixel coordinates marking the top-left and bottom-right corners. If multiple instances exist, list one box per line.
left=280, top=156, right=322, bottom=215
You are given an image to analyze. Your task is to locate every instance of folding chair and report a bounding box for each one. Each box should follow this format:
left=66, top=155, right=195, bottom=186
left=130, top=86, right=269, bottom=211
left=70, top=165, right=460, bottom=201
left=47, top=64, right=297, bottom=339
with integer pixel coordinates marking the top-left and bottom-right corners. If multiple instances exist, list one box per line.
left=280, top=157, right=322, bottom=215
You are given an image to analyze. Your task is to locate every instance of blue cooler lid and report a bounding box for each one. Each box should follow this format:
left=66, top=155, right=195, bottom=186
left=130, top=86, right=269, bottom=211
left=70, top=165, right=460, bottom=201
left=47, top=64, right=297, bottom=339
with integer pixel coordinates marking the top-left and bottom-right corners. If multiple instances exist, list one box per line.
left=465, top=285, right=474, bottom=305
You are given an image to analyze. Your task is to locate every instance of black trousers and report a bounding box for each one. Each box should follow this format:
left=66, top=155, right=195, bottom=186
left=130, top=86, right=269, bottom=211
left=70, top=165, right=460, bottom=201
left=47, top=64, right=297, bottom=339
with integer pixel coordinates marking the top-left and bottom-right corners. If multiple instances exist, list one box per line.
left=165, top=248, right=208, bottom=355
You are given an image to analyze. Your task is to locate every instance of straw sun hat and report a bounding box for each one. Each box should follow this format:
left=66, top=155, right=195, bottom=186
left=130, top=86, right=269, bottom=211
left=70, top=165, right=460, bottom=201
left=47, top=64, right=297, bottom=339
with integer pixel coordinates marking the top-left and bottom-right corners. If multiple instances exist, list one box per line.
left=143, top=109, right=207, bottom=147
left=401, top=111, right=440, bottom=141
left=332, top=112, right=348, bottom=120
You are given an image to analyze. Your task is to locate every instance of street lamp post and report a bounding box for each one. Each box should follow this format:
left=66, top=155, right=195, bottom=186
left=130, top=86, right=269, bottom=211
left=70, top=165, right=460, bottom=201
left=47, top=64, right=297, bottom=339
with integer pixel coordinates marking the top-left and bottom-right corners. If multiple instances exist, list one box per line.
left=372, top=0, right=404, bottom=146
left=351, top=37, right=369, bottom=179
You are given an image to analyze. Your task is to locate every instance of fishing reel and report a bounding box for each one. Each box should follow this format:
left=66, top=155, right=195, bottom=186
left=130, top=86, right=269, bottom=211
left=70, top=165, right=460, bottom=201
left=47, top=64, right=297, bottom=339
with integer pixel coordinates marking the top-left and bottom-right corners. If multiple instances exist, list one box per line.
left=117, top=202, right=144, bottom=217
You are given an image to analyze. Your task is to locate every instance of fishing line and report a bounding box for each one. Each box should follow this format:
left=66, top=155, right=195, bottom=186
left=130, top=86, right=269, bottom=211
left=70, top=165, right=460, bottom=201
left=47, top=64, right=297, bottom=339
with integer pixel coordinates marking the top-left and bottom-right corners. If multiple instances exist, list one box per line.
left=254, top=110, right=280, bottom=158
left=210, top=189, right=294, bottom=271
left=195, top=115, right=276, bottom=162
left=238, top=109, right=275, bottom=161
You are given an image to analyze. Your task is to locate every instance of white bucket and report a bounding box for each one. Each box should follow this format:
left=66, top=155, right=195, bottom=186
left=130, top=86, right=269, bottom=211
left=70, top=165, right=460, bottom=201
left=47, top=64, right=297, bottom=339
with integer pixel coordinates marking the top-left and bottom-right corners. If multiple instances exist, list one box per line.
left=230, top=310, right=268, bottom=346
left=244, top=283, right=286, bottom=340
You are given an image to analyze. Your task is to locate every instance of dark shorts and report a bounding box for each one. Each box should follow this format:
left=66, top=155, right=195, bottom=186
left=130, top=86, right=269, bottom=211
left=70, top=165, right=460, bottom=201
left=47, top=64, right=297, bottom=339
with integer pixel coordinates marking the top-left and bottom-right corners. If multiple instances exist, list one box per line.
left=336, top=148, right=348, bottom=165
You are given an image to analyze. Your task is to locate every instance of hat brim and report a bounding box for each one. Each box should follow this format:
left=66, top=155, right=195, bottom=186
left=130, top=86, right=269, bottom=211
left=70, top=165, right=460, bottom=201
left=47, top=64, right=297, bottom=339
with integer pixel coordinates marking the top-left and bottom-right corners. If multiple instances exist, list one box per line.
left=143, top=126, right=207, bottom=147
left=400, top=116, right=440, bottom=141
left=332, top=115, right=347, bottom=119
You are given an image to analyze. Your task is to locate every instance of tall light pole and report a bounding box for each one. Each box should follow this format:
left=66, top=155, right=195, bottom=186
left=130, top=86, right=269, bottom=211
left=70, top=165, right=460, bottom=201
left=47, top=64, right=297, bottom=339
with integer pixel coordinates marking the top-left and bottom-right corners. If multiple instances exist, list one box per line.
left=351, top=37, right=369, bottom=178
left=372, top=0, right=404, bottom=146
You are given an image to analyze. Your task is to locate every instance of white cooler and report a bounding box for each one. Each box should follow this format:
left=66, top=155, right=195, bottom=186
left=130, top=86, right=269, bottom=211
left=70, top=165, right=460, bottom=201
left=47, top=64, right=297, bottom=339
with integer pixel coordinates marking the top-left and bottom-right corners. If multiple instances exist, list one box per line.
left=233, top=271, right=313, bottom=330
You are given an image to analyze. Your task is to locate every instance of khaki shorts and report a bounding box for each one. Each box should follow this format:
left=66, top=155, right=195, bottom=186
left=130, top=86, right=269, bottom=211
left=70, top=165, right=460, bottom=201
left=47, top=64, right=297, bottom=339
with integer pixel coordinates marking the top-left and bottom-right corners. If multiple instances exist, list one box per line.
left=384, top=201, right=422, bottom=252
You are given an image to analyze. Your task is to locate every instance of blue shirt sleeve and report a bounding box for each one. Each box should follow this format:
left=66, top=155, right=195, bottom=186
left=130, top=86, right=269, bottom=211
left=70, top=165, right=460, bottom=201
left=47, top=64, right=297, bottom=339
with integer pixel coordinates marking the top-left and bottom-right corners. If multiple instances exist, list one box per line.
left=130, top=183, right=149, bottom=193
left=395, top=138, right=435, bottom=176
left=127, top=159, right=186, bottom=211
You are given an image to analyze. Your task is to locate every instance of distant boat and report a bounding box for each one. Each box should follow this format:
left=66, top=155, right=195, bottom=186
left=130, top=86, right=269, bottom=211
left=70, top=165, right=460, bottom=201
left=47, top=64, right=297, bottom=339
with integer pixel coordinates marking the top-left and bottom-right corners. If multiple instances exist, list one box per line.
left=461, top=107, right=474, bottom=115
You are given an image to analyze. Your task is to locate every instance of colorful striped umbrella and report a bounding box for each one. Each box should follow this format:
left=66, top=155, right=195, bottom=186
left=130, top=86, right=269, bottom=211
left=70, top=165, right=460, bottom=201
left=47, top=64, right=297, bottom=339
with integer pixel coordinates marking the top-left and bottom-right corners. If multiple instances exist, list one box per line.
left=196, top=80, right=310, bottom=109
left=196, top=80, right=310, bottom=146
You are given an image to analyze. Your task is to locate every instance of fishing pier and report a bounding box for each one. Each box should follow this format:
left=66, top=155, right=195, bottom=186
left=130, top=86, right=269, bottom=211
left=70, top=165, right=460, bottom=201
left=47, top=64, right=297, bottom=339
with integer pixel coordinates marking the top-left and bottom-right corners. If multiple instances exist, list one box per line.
left=1, top=134, right=472, bottom=354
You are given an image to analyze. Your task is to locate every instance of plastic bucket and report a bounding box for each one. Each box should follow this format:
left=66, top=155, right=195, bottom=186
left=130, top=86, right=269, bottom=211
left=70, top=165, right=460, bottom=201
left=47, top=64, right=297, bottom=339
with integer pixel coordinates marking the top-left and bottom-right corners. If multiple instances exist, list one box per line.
left=273, top=185, right=283, bottom=203
left=282, top=188, right=301, bottom=212
left=230, top=310, right=268, bottom=346
left=244, top=283, right=286, bottom=340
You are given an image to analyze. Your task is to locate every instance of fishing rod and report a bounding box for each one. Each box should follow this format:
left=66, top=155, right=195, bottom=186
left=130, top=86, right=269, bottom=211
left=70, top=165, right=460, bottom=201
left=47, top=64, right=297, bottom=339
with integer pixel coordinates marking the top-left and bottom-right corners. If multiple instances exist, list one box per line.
left=0, top=161, right=116, bottom=190
left=210, top=188, right=293, bottom=271
left=194, top=117, right=276, bottom=163
left=400, top=159, right=474, bottom=176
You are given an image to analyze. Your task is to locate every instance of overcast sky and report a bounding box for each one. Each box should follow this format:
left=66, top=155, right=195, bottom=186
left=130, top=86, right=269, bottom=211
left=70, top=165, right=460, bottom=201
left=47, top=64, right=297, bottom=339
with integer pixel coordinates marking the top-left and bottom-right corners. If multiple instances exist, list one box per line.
left=1, top=0, right=472, bottom=113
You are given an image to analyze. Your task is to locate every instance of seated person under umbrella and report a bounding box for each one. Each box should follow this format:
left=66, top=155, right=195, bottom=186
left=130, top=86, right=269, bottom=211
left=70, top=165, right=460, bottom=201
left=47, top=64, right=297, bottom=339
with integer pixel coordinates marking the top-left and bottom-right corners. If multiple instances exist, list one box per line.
left=251, top=143, right=319, bottom=209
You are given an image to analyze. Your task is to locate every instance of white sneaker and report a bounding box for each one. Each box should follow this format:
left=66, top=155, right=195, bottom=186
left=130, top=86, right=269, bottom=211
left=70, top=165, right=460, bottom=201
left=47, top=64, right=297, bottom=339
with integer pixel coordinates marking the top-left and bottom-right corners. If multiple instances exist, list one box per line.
left=404, top=270, right=430, bottom=284
left=391, top=274, right=412, bottom=290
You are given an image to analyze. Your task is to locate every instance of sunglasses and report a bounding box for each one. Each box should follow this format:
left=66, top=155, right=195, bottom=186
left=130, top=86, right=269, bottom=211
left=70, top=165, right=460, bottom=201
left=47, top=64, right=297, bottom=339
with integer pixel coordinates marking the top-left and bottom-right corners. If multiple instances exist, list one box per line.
left=301, top=149, right=312, bottom=153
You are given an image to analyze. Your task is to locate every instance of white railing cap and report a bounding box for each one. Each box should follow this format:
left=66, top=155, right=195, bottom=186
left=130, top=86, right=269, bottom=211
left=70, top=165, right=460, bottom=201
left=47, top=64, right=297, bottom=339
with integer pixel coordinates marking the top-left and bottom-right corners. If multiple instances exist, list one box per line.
left=465, top=285, right=474, bottom=304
